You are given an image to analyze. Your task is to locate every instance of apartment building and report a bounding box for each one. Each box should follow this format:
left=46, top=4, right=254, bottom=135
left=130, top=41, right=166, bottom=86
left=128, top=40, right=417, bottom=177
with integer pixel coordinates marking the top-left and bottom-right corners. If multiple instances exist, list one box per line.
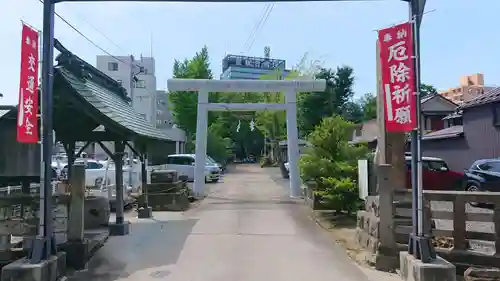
left=440, top=73, right=495, bottom=105
left=96, top=55, right=157, bottom=124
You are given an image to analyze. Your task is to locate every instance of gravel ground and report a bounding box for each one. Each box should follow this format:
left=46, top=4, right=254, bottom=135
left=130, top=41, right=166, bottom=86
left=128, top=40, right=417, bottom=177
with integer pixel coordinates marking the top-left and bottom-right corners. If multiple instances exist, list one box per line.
left=431, top=201, right=496, bottom=254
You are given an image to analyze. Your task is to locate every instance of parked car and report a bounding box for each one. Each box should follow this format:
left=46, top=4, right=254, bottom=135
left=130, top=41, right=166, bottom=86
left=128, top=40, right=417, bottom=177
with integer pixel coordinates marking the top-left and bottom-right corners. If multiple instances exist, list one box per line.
left=165, top=154, right=221, bottom=183
left=60, top=159, right=139, bottom=190
left=464, top=159, right=500, bottom=193
left=405, top=156, right=463, bottom=190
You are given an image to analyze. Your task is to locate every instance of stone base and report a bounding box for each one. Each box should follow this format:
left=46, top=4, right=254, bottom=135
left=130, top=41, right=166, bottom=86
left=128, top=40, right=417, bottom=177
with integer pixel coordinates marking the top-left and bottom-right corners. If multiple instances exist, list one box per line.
left=400, top=251, right=456, bottom=281
left=109, top=221, right=130, bottom=236
left=1, top=252, right=66, bottom=281
left=464, top=267, right=500, bottom=281
left=137, top=206, right=153, bottom=219
left=61, top=240, right=88, bottom=270
left=375, top=253, right=399, bottom=272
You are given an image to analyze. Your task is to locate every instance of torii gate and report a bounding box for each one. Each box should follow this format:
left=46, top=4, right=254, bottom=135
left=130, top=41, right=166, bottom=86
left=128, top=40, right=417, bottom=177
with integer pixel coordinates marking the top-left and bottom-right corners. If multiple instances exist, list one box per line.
left=167, top=79, right=326, bottom=198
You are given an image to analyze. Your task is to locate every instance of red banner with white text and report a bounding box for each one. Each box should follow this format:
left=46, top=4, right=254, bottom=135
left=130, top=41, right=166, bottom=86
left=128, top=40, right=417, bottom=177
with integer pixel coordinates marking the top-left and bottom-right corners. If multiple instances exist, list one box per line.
left=378, top=22, right=416, bottom=132
left=17, top=24, right=39, bottom=143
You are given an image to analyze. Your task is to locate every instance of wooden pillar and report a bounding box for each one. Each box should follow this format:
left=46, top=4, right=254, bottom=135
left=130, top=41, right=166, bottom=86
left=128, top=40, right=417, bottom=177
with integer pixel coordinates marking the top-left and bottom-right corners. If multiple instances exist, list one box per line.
left=65, top=141, right=76, bottom=180
left=113, top=141, right=125, bottom=224
left=68, top=163, right=85, bottom=242
left=137, top=142, right=153, bottom=219
left=373, top=39, right=405, bottom=271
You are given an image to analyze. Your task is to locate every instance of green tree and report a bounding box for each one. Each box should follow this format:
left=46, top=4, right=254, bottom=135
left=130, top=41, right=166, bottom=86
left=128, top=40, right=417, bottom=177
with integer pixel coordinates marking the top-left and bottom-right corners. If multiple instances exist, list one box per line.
left=299, top=116, right=367, bottom=213
left=254, top=69, right=291, bottom=161
left=169, top=46, right=213, bottom=135
left=298, top=65, right=355, bottom=137
left=420, top=83, right=438, bottom=98
left=342, top=101, right=363, bottom=123
left=358, top=93, right=377, bottom=121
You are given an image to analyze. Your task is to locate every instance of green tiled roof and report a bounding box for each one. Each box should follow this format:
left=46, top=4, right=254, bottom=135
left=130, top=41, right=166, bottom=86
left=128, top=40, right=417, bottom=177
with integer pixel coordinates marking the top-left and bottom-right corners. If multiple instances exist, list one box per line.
left=55, top=66, right=172, bottom=142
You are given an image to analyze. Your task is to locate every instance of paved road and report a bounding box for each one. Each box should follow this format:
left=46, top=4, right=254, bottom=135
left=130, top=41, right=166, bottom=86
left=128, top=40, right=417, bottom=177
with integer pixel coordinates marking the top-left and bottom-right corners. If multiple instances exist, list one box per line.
left=69, top=164, right=388, bottom=281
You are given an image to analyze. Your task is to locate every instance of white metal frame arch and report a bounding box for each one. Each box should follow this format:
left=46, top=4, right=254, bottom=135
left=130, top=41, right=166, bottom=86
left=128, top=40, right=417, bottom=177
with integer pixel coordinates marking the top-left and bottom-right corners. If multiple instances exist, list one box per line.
left=167, top=79, right=326, bottom=198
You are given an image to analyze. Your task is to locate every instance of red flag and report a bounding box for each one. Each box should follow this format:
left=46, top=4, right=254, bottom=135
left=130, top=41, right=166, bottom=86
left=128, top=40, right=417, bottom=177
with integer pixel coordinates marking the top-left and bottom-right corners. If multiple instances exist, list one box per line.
left=378, top=22, right=417, bottom=133
left=17, top=24, right=39, bottom=143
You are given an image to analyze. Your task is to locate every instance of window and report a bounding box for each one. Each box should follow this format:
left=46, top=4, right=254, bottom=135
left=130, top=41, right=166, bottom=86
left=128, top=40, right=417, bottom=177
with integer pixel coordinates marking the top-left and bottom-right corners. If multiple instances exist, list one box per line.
left=168, top=156, right=193, bottom=165
left=426, top=160, right=449, bottom=172
left=108, top=62, right=118, bottom=71
left=493, top=104, right=500, bottom=126
left=355, top=129, right=362, bottom=137
left=86, top=162, right=104, bottom=170
left=478, top=161, right=500, bottom=172
left=133, top=80, right=146, bottom=88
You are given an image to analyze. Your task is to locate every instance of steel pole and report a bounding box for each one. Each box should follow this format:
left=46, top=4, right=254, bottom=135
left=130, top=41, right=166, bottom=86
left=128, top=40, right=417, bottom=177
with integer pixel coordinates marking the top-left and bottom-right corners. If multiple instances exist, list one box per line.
left=407, top=0, right=435, bottom=262
left=32, top=0, right=56, bottom=262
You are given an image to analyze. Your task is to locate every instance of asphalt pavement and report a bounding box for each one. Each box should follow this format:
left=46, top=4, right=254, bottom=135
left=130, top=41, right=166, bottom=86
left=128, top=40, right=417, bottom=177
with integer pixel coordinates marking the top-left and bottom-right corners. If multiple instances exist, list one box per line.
left=68, top=164, right=391, bottom=281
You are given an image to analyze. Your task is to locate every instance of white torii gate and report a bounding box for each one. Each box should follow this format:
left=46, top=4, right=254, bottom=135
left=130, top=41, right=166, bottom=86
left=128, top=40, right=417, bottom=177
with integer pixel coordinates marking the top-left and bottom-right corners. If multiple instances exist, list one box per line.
left=167, top=79, right=326, bottom=198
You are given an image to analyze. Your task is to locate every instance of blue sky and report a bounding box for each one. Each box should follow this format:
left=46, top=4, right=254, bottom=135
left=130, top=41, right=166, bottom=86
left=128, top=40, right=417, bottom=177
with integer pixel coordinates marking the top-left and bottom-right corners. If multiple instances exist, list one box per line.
left=0, top=0, right=498, bottom=105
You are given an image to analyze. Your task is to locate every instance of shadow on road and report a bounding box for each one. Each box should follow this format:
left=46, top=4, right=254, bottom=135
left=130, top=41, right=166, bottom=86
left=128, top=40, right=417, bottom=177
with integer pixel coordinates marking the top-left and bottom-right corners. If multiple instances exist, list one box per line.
left=68, top=218, right=198, bottom=281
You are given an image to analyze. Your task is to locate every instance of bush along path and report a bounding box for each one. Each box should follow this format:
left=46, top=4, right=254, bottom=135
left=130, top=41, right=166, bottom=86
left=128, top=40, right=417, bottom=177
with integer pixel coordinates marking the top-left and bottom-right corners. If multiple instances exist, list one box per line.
left=299, top=116, right=369, bottom=215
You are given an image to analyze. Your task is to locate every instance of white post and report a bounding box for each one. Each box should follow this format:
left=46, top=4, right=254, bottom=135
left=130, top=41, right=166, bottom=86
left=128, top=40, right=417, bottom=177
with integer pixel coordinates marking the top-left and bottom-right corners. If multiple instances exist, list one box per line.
left=285, top=90, right=301, bottom=198
left=194, top=90, right=209, bottom=197
left=175, top=141, right=180, bottom=154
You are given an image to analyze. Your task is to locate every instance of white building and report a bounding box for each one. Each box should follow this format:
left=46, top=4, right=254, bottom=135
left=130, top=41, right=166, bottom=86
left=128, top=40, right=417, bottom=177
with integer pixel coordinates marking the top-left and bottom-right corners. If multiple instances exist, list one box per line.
left=156, top=90, right=186, bottom=153
left=96, top=55, right=156, bottom=124
left=92, top=55, right=186, bottom=158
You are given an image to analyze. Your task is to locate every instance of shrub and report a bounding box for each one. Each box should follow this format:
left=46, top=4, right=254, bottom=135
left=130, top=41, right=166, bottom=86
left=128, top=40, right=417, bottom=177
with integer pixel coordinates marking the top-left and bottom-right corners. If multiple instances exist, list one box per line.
left=299, top=116, right=367, bottom=213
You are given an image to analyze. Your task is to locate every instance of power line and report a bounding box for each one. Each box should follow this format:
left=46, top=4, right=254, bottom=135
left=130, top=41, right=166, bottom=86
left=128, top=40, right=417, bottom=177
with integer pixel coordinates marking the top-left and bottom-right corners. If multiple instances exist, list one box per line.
left=243, top=3, right=275, bottom=52
left=243, top=4, right=270, bottom=50
left=245, top=3, right=274, bottom=52
left=38, top=0, right=138, bottom=69
left=61, top=8, right=127, bottom=53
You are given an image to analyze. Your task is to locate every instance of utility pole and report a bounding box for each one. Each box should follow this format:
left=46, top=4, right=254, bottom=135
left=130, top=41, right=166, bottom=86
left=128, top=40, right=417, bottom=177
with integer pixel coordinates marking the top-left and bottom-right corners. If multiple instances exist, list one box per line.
left=128, top=59, right=145, bottom=190
left=128, top=55, right=135, bottom=191
left=407, top=0, right=435, bottom=263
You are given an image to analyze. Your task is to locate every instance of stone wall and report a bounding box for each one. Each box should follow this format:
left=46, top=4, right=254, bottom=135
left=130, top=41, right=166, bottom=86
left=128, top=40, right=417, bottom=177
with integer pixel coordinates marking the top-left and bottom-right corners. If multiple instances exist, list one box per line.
left=356, top=188, right=433, bottom=271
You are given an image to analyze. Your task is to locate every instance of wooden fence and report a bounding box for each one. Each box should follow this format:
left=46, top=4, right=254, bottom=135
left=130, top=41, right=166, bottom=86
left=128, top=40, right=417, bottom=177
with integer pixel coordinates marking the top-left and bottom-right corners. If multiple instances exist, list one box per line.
left=394, top=189, right=500, bottom=272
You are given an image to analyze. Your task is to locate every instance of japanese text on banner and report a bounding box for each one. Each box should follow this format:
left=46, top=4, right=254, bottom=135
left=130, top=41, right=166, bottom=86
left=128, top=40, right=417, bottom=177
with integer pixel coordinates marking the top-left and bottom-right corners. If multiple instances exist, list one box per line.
left=378, top=22, right=416, bottom=133
left=16, top=24, right=39, bottom=143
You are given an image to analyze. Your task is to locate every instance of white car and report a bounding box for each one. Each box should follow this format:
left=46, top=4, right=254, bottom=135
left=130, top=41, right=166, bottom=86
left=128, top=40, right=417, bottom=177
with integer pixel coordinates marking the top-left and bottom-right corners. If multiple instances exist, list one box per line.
left=165, top=154, right=221, bottom=183
left=284, top=162, right=290, bottom=172
left=61, top=159, right=139, bottom=191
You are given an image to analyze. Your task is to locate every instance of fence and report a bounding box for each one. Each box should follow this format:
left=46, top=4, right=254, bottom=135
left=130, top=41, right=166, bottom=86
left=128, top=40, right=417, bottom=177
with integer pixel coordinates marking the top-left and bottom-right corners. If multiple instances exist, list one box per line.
left=0, top=193, right=69, bottom=253
left=394, top=189, right=500, bottom=272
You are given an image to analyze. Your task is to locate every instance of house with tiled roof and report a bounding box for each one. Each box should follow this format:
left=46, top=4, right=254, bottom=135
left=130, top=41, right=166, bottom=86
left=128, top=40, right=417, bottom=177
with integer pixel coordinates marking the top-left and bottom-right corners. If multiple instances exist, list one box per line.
left=420, top=87, right=500, bottom=171
left=349, top=94, right=458, bottom=148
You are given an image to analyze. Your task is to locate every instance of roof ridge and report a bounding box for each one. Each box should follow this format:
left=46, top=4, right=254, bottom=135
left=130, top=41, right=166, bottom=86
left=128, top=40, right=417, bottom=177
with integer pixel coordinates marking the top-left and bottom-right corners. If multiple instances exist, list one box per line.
left=54, top=39, right=131, bottom=103
left=460, top=86, right=500, bottom=110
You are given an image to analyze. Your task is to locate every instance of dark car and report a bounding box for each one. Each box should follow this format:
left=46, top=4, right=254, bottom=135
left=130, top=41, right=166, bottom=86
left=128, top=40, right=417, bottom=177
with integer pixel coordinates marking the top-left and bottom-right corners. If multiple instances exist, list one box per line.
left=464, top=159, right=500, bottom=192
left=463, top=159, right=500, bottom=207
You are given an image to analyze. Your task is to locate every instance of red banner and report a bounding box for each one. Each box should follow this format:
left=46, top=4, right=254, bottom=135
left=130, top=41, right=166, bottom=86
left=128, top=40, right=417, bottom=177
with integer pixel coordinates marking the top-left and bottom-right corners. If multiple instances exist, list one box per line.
left=378, top=22, right=416, bottom=132
left=17, top=24, right=39, bottom=143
